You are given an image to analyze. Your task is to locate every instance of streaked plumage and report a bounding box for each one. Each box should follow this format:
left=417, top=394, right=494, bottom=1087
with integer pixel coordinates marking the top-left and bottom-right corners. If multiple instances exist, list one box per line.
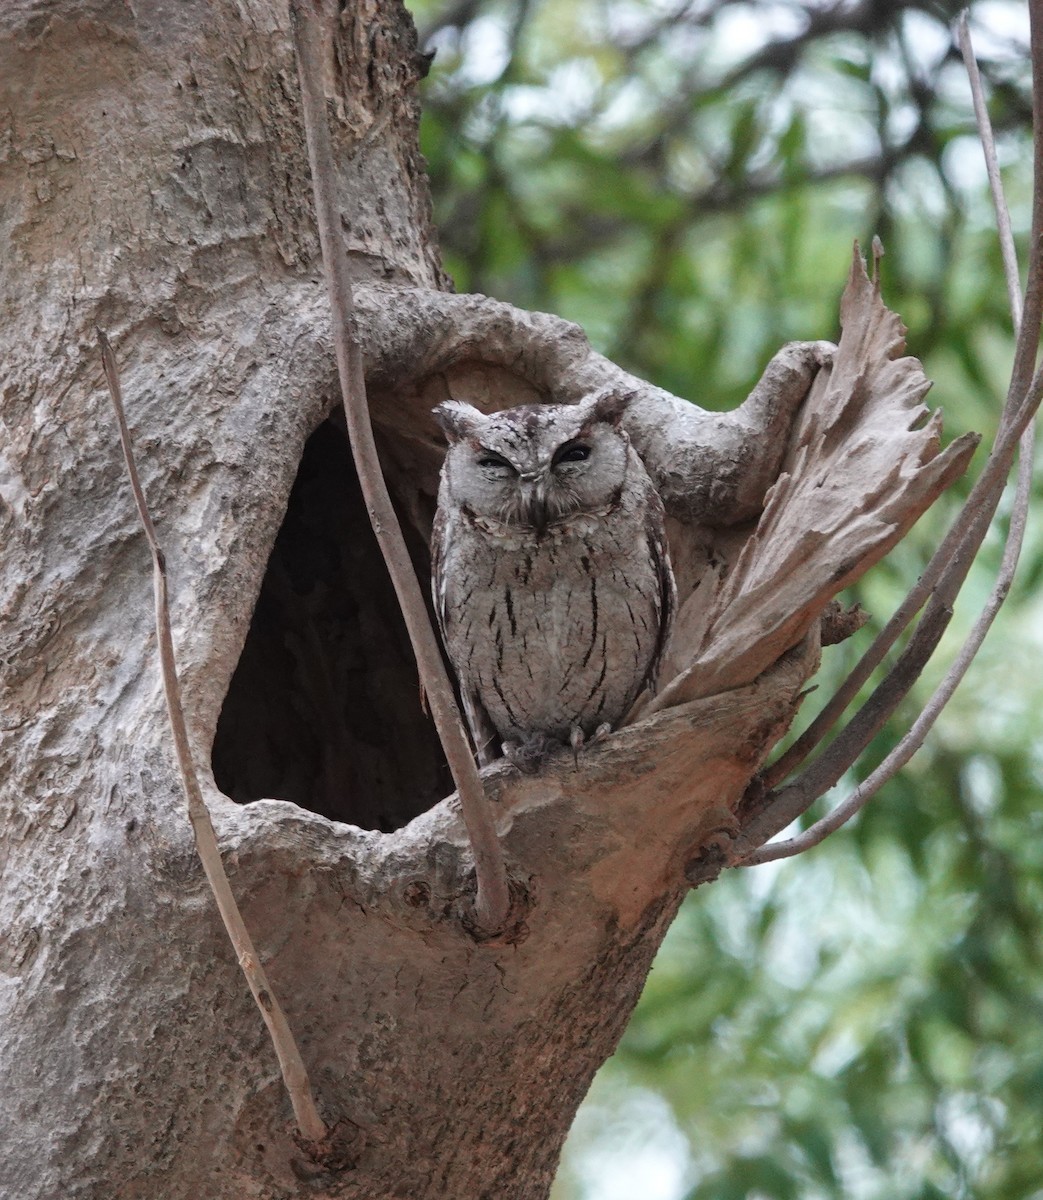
left=431, top=392, right=675, bottom=766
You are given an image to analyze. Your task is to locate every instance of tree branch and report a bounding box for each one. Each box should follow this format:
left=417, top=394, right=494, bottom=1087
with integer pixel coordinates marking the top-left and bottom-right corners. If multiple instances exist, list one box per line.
left=740, top=15, right=1042, bottom=864
left=959, top=12, right=1023, bottom=326
left=351, top=283, right=830, bottom=524
left=98, top=330, right=328, bottom=1146
left=760, top=33, right=1039, bottom=790
left=290, top=0, right=511, bottom=935
left=746, top=420, right=1035, bottom=865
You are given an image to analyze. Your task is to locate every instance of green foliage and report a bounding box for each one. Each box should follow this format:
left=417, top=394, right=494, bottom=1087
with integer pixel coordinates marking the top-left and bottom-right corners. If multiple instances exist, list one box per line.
left=409, top=1, right=1041, bottom=1195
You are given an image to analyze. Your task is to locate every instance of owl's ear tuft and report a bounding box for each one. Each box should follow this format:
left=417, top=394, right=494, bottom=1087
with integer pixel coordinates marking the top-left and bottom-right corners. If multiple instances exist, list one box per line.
left=584, top=389, right=634, bottom=428
left=434, top=400, right=486, bottom=444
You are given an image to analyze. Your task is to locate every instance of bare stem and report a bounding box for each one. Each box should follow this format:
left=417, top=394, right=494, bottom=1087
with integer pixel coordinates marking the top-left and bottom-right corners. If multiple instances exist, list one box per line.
left=290, top=0, right=510, bottom=934
left=98, top=330, right=328, bottom=1145
left=1009, top=0, right=1043, bottom=407
left=742, top=19, right=1042, bottom=864
left=759, top=345, right=1028, bottom=799
left=762, top=16, right=1043, bottom=794
left=958, top=11, right=1023, bottom=326
left=747, top=421, right=1034, bottom=866
left=759, top=524, right=960, bottom=790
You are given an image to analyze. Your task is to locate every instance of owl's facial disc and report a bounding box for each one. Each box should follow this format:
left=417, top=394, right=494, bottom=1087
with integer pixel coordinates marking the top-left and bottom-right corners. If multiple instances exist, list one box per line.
left=469, top=446, right=547, bottom=532
left=445, top=403, right=629, bottom=536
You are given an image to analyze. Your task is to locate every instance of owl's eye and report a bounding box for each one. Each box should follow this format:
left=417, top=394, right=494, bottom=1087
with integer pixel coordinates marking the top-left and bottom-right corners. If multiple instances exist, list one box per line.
left=553, top=443, right=591, bottom=466
left=477, top=451, right=515, bottom=472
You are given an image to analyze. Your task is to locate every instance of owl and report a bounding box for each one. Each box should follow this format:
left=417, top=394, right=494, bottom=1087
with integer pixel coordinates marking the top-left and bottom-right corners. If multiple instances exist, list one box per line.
left=431, top=392, right=675, bottom=768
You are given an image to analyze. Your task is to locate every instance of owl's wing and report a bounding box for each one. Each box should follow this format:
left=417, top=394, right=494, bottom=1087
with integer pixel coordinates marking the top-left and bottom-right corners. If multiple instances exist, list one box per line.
left=430, top=502, right=452, bottom=646
left=459, top=689, right=501, bottom=768
left=641, top=487, right=677, bottom=696
left=430, top=504, right=501, bottom=767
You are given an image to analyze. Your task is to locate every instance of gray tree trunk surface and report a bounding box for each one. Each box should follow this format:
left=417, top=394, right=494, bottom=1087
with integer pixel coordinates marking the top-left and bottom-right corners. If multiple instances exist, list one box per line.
left=0, top=2, right=974, bottom=1197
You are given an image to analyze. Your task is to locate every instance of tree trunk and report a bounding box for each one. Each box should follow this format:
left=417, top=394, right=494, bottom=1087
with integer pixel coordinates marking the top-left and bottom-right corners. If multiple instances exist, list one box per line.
left=0, top=3, right=973, bottom=1197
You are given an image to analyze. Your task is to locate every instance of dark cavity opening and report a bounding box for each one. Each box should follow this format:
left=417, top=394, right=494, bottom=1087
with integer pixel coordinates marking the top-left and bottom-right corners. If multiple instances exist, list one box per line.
left=212, top=416, right=451, bottom=831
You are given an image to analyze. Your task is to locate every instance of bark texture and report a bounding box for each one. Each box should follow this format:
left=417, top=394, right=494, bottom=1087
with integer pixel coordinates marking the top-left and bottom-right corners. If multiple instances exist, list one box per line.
left=0, top=2, right=972, bottom=1198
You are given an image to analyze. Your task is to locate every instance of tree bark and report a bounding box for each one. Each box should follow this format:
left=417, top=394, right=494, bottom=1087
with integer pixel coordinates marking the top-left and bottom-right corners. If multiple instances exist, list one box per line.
left=0, top=3, right=973, bottom=1197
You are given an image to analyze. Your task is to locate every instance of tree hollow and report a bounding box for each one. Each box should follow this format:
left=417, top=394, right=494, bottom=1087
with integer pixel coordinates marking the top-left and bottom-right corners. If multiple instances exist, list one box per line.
left=212, top=415, right=450, bottom=831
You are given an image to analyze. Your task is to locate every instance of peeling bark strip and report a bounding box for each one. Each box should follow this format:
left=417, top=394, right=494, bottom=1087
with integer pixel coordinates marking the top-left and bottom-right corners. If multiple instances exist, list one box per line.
left=737, top=25, right=1043, bottom=865
left=0, top=3, right=975, bottom=1199
left=99, top=330, right=328, bottom=1148
left=647, top=247, right=979, bottom=713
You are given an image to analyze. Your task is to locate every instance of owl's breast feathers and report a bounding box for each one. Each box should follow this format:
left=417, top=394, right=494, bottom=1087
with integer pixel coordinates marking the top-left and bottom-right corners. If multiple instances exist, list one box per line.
left=432, top=462, right=675, bottom=753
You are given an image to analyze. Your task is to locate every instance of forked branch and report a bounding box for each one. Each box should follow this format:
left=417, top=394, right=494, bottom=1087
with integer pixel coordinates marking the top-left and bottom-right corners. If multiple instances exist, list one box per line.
left=760, top=8, right=1037, bottom=796
left=98, top=331, right=328, bottom=1145
left=738, top=12, right=1042, bottom=866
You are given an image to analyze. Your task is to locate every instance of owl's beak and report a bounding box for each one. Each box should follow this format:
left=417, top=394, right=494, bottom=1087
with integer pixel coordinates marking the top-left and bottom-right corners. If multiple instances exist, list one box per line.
left=519, top=473, right=549, bottom=534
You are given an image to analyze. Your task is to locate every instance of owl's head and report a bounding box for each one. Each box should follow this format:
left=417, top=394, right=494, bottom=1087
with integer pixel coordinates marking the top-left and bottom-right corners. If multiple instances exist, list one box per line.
left=434, top=392, right=634, bottom=534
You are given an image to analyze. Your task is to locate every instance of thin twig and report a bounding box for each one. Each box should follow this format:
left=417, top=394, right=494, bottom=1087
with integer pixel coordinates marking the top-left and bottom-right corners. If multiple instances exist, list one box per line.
left=747, top=423, right=1034, bottom=865
left=1007, top=0, right=1043, bottom=414
left=737, top=601, right=954, bottom=855
left=762, top=15, right=1042, bottom=794
left=760, top=327, right=1023, bottom=794
left=959, top=11, right=1023, bottom=326
left=741, top=18, right=1041, bottom=864
left=98, top=330, right=328, bottom=1145
left=289, top=0, right=510, bottom=934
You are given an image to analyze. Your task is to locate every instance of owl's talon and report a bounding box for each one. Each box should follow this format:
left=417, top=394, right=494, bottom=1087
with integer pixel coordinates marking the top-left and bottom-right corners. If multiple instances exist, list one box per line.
left=570, top=726, right=584, bottom=769
left=570, top=722, right=612, bottom=768
left=503, top=736, right=553, bottom=775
